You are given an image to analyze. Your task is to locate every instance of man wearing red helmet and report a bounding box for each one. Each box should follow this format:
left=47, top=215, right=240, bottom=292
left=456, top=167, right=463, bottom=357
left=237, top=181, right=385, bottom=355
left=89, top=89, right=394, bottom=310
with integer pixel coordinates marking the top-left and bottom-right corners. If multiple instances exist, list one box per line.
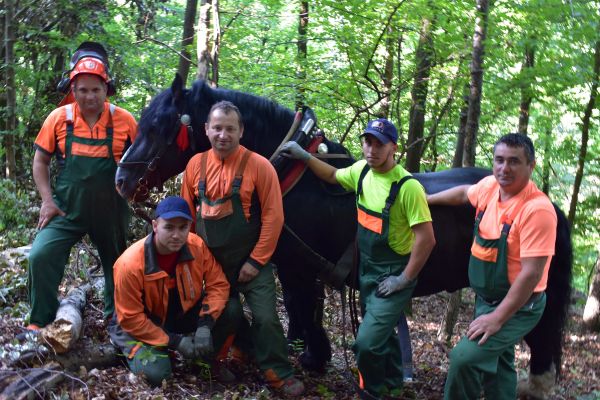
left=25, top=43, right=137, bottom=333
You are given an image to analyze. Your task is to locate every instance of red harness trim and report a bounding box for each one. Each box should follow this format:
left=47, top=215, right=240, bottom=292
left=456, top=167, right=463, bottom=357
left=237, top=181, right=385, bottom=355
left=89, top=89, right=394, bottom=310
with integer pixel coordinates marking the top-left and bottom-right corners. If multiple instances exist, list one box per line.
left=279, top=135, right=323, bottom=195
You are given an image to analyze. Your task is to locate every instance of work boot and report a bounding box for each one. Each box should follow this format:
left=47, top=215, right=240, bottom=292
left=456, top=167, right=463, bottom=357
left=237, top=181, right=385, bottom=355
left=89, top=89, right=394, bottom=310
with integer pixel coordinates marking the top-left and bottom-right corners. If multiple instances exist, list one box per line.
left=16, top=324, right=41, bottom=342
left=279, top=377, right=305, bottom=397
left=211, top=360, right=236, bottom=383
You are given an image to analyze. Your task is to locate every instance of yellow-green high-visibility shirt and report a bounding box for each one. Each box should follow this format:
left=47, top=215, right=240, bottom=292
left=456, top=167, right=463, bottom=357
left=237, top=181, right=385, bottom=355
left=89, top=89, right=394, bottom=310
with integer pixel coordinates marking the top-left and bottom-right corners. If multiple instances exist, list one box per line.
left=336, top=160, right=432, bottom=255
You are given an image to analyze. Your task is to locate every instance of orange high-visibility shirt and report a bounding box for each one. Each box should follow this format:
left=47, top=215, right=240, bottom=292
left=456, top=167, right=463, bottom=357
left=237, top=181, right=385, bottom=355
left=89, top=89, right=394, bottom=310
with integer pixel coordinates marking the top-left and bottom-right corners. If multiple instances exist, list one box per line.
left=34, top=102, right=137, bottom=162
left=467, top=176, right=557, bottom=291
left=181, top=146, right=284, bottom=267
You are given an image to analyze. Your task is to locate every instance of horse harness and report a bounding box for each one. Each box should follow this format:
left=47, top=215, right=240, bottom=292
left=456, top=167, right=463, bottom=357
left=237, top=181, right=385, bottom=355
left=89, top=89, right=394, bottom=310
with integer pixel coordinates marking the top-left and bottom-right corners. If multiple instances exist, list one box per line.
left=117, top=113, right=195, bottom=205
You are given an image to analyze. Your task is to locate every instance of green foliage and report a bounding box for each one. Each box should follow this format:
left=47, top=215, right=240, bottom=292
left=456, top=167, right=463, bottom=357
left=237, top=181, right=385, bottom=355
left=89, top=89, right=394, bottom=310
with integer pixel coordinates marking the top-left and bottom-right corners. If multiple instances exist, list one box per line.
left=1, top=0, right=599, bottom=297
left=0, top=180, right=36, bottom=247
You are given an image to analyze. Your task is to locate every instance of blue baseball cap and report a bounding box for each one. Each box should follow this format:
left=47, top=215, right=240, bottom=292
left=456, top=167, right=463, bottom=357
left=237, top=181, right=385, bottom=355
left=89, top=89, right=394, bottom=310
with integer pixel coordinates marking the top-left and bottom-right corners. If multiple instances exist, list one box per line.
left=360, top=118, right=398, bottom=144
left=155, top=196, right=192, bottom=221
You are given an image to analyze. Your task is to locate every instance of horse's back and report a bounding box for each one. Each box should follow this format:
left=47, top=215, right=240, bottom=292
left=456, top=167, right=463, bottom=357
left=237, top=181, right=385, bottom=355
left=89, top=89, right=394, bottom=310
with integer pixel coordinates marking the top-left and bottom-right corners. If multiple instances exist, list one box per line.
left=412, top=167, right=489, bottom=296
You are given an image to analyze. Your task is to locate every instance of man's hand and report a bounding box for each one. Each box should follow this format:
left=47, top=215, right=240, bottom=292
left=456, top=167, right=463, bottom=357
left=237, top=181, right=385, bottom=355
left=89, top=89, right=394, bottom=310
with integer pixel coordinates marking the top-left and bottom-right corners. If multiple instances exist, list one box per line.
left=238, top=262, right=259, bottom=283
left=467, top=313, right=502, bottom=345
left=375, top=272, right=414, bottom=298
left=279, top=141, right=310, bottom=161
left=193, top=325, right=213, bottom=357
left=37, top=200, right=65, bottom=230
left=176, top=336, right=197, bottom=359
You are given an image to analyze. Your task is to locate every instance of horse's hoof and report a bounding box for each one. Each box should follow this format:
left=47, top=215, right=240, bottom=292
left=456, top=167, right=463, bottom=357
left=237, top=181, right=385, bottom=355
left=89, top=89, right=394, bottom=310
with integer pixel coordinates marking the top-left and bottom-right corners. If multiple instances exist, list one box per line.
left=298, top=351, right=326, bottom=372
left=516, top=364, right=556, bottom=400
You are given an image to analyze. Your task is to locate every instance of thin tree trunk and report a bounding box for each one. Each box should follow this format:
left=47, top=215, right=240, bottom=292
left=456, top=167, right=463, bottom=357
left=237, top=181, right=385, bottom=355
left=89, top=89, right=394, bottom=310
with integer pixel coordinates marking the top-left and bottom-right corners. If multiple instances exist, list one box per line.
left=568, top=36, right=599, bottom=226
left=196, top=0, right=211, bottom=81
left=379, top=26, right=395, bottom=118
left=453, top=82, right=470, bottom=168
left=3, top=0, right=17, bottom=181
left=518, top=42, right=535, bottom=135
left=406, top=12, right=434, bottom=172
left=177, top=0, right=198, bottom=83
left=462, top=0, right=491, bottom=167
left=541, top=128, right=552, bottom=194
left=296, top=1, right=308, bottom=110
left=583, top=253, right=600, bottom=332
left=210, top=0, right=220, bottom=85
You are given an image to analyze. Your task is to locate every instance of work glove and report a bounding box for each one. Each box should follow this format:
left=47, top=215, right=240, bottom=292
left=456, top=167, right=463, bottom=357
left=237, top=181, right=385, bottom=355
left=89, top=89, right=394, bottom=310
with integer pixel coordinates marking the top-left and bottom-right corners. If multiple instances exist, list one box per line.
left=280, top=141, right=311, bottom=161
left=176, top=336, right=197, bottom=359
left=375, top=272, right=415, bottom=298
left=194, top=325, right=214, bottom=357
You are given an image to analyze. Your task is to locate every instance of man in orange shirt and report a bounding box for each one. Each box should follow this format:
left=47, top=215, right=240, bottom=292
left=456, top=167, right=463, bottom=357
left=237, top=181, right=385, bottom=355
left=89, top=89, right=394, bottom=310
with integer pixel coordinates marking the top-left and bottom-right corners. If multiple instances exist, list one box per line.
left=427, top=134, right=557, bottom=400
left=181, top=100, right=304, bottom=396
left=109, top=196, right=233, bottom=386
left=26, top=42, right=137, bottom=331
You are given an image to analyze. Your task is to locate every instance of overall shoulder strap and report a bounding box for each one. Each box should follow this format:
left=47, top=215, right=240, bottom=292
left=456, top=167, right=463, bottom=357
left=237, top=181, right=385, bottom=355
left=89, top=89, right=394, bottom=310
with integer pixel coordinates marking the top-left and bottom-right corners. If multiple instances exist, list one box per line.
left=197, top=152, right=209, bottom=196
left=384, top=175, right=415, bottom=214
left=64, top=104, right=74, bottom=123
left=356, top=164, right=370, bottom=198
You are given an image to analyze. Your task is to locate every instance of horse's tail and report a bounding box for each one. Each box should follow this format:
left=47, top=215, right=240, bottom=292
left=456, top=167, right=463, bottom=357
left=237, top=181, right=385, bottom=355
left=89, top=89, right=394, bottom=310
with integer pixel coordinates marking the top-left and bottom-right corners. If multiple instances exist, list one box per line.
left=525, top=204, right=572, bottom=378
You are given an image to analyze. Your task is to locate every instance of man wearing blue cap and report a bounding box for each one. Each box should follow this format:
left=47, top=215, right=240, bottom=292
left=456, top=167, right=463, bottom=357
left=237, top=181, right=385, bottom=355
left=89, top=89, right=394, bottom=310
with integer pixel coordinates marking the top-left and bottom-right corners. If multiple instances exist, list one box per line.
left=109, top=196, right=237, bottom=386
left=281, top=118, right=436, bottom=399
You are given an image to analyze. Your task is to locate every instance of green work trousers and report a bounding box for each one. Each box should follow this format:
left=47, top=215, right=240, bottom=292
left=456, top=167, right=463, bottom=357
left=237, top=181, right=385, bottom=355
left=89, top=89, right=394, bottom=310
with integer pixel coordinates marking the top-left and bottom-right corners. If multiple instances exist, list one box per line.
left=444, top=294, right=546, bottom=400
left=230, top=263, right=294, bottom=382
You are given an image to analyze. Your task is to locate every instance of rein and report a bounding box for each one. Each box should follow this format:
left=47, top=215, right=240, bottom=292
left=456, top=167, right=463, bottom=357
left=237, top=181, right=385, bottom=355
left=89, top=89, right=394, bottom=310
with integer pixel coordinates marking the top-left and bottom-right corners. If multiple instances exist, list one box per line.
left=118, top=113, right=193, bottom=203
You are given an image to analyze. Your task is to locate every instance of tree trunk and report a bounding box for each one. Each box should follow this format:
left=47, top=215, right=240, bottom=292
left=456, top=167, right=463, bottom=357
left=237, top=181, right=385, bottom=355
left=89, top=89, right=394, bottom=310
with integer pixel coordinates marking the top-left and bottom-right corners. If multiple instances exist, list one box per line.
left=210, top=0, right=220, bottom=86
left=517, top=42, right=535, bottom=135
left=453, top=81, right=470, bottom=168
left=568, top=36, right=599, bottom=226
left=406, top=11, right=434, bottom=172
left=3, top=0, right=17, bottom=181
left=296, top=1, right=308, bottom=111
left=462, top=0, right=491, bottom=167
left=541, top=128, right=552, bottom=194
left=583, top=253, right=600, bottom=331
left=196, top=0, right=212, bottom=81
left=379, top=27, right=394, bottom=118
left=437, top=291, right=462, bottom=345
left=177, top=0, right=198, bottom=83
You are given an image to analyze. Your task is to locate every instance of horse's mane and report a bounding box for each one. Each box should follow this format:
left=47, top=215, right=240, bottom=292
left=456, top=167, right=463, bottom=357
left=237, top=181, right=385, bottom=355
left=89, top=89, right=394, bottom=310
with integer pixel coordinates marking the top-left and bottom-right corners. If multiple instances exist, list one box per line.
left=188, top=81, right=296, bottom=157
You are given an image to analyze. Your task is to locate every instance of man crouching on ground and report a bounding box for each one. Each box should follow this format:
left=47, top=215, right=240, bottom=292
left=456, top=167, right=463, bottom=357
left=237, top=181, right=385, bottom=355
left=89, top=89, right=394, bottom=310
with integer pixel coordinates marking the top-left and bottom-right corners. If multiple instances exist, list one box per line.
left=109, top=196, right=239, bottom=385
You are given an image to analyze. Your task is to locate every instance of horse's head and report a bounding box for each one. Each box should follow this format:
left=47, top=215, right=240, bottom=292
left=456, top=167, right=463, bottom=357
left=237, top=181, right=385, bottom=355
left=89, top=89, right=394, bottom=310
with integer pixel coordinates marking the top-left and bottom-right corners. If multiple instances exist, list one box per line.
left=115, top=74, right=208, bottom=202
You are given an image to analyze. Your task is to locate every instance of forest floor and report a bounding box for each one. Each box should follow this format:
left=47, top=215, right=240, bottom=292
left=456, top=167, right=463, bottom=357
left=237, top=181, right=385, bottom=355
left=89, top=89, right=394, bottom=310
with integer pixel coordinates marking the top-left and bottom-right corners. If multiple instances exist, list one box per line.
left=0, top=245, right=598, bottom=400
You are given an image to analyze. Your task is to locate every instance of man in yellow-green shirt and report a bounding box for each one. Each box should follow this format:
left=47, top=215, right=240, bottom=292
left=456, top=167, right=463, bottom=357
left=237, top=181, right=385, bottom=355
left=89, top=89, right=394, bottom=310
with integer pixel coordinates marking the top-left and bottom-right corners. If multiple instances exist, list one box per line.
left=280, top=118, right=436, bottom=399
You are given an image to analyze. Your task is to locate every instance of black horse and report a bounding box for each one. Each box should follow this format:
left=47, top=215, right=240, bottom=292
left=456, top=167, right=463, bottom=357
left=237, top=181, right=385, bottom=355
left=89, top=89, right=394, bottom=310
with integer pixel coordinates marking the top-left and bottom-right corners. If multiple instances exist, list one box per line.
left=115, top=75, right=571, bottom=394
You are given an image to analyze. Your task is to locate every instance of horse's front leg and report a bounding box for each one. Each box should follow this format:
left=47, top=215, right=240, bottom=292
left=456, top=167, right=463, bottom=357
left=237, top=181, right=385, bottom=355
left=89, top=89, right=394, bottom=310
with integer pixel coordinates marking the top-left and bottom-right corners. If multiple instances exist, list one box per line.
left=277, top=260, right=331, bottom=372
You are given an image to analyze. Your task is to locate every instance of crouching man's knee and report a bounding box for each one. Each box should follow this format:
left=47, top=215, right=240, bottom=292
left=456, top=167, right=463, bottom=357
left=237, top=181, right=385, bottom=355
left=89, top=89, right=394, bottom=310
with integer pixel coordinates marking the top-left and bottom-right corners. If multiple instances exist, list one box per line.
left=128, top=345, right=172, bottom=386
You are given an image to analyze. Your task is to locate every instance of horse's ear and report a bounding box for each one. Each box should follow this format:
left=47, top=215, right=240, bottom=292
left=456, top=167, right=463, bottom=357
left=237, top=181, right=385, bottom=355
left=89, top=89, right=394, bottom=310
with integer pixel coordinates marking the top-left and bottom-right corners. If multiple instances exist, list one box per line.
left=171, top=73, right=185, bottom=105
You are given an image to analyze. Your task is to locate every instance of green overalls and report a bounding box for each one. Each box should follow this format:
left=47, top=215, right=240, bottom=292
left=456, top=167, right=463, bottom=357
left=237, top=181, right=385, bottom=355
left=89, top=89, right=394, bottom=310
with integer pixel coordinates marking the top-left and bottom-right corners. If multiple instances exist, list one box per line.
left=444, top=191, right=546, bottom=400
left=195, top=149, right=294, bottom=385
left=353, top=166, right=417, bottom=398
left=107, top=235, right=241, bottom=386
left=28, top=104, right=130, bottom=326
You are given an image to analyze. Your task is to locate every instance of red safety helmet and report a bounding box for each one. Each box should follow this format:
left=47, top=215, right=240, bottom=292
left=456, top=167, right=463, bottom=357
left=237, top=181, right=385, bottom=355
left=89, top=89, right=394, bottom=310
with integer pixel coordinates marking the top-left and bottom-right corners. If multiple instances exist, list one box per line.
left=69, top=56, right=110, bottom=82
left=57, top=42, right=116, bottom=105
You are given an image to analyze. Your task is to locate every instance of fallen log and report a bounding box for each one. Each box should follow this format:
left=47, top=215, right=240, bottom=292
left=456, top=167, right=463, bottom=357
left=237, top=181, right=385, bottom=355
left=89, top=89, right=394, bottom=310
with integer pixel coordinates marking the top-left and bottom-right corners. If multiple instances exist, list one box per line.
left=0, top=362, right=64, bottom=400
left=54, top=339, right=121, bottom=371
left=41, top=284, right=91, bottom=354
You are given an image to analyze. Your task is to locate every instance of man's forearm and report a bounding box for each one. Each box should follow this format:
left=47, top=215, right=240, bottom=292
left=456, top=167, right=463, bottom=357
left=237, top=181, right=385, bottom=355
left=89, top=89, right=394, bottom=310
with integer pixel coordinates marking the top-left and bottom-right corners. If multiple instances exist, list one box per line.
left=305, top=156, right=339, bottom=185
left=32, top=153, right=54, bottom=203
left=489, top=257, right=547, bottom=326
left=426, top=185, right=471, bottom=206
left=403, top=222, right=436, bottom=279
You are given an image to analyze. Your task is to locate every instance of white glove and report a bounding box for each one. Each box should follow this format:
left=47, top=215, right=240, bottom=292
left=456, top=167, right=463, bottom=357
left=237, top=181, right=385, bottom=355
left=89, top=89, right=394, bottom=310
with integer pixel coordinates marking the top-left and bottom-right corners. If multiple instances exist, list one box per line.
left=375, top=272, right=415, bottom=297
left=280, top=141, right=311, bottom=161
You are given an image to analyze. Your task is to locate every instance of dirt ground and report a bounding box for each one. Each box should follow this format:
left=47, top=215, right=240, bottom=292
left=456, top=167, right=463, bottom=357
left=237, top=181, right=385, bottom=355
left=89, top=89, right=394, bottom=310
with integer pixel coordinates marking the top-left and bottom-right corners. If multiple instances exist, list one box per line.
left=0, top=249, right=598, bottom=399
